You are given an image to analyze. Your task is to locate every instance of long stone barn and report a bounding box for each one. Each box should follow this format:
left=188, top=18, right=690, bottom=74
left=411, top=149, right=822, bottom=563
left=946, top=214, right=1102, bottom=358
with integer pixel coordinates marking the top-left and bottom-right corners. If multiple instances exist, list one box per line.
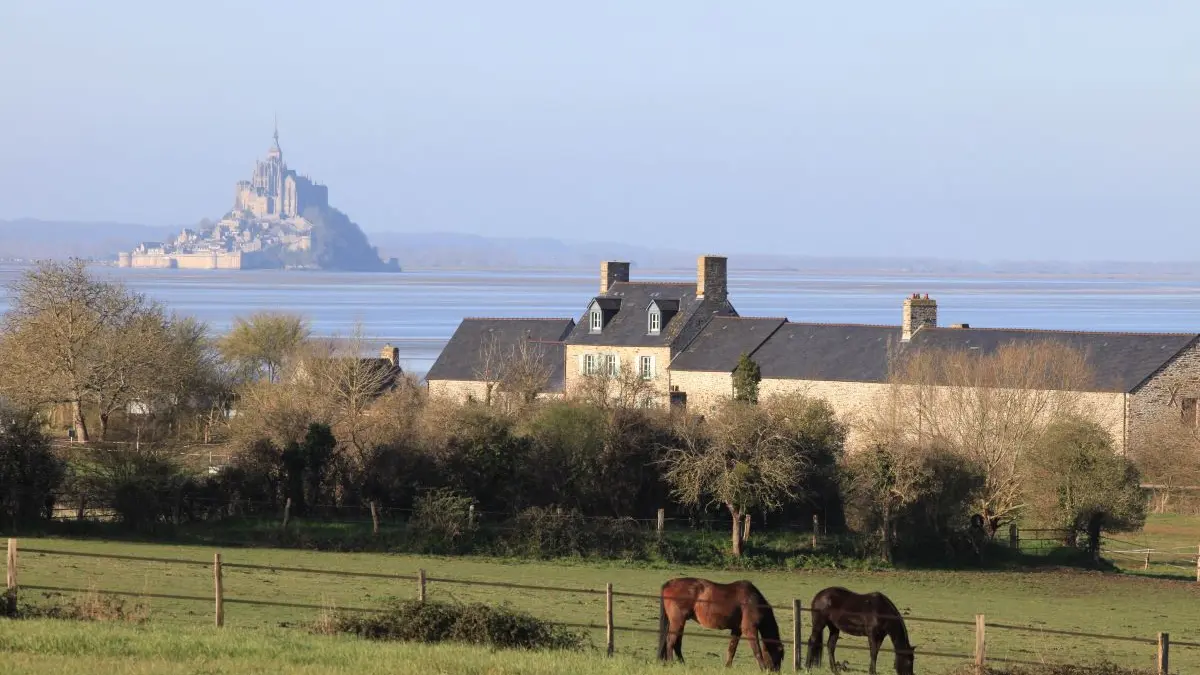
left=426, top=255, right=1200, bottom=451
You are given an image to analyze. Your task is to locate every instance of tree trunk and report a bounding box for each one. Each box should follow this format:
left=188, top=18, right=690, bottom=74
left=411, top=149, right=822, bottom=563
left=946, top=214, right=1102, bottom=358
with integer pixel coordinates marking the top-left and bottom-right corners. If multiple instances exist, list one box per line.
left=99, top=413, right=109, bottom=441
left=71, top=399, right=90, bottom=442
left=729, top=505, right=744, bottom=557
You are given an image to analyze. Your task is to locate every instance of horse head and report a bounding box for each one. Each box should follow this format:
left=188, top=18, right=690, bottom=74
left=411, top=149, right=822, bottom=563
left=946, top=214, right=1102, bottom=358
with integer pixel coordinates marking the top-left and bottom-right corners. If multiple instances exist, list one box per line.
left=764, top=636, right=784, bottom=671
left=895, top=645, right=916, bottom=675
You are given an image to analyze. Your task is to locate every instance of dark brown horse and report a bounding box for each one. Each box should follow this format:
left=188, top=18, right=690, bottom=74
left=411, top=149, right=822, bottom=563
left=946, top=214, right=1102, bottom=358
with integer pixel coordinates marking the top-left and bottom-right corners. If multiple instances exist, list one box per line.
left=658, top=577, right=784, bottom=671
left=804, top=586, right=915, bottom=675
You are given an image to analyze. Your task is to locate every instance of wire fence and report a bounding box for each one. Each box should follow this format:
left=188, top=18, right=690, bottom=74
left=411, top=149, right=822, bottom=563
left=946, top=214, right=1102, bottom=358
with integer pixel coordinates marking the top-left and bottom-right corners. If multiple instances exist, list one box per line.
left=4, top=538, right=1195, bottom=674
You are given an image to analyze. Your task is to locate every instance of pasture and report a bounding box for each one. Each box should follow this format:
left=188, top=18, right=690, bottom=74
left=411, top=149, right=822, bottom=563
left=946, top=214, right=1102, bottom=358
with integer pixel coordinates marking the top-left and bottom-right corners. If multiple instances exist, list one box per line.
left=7, top=534, right=1200, bottom=674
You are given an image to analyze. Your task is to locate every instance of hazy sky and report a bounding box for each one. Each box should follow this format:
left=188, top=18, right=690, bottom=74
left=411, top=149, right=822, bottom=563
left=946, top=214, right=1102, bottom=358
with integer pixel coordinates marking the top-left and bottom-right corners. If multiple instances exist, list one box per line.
left=1, top=2, right=1197, bottom=261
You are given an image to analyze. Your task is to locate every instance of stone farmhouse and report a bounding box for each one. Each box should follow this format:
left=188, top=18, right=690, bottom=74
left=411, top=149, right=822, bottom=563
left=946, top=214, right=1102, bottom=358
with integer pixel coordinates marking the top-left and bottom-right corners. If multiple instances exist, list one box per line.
left=426, top=255, right=1200, bottom=451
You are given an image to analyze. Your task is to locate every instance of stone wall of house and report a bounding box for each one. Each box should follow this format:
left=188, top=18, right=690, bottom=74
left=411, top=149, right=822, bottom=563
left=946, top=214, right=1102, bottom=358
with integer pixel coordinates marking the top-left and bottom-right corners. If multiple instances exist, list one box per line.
left=760, top=378, right=892, bottom=450
left=1127, top=340, right=1200, bottom=447
left=427, top=378, right=564, bottom=404
left=427, top=379, right=491, bottom=403
left=670, top=371, right=1129, bottom=453
left=667, top=370, right=732, bottom=412
left=564, top=344, right=671, bottom=404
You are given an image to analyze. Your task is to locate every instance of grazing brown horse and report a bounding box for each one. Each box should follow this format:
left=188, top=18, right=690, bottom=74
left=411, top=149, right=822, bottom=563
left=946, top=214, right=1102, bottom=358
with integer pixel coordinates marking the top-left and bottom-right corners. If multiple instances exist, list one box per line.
left=658, top=577, right=784, bottom=671
left=804, top=586, right=915, bottom=675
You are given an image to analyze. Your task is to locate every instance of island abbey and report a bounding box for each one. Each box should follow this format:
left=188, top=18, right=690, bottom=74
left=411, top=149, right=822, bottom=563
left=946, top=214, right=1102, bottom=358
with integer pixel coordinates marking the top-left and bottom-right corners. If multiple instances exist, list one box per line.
left=119, top=124, right=396, bottom=272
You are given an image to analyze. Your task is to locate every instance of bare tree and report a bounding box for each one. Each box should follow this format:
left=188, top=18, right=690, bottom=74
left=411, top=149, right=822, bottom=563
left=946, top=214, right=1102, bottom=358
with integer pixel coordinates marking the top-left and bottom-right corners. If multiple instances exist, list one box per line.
left=1130, top=420, right=1200, bottom=513
left=876, top=340, right=1098, bottom=534
left=473, top=333, right=504, bottom=407
left=659, top=396, right=832, bottom=556
left=498, top=338, right=552, bottom=406
left=0, top=259, right=180, bottom=442
left=571, top=359, right=660, bottom=409
left=218, top=311, right=310, bottom=383
left=290, top=325, right=397, bottom=457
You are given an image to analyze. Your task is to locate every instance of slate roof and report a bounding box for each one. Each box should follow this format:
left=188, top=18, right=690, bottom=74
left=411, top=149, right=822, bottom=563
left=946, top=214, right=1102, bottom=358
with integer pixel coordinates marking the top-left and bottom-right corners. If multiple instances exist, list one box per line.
left=669, top=317, right=787, bottom=372
left=564, top=281, right=735, bottom=348
left=906, top=327, right=1198, bottom=392
left=743, top=323, right=902, bottom=382
left=426, top=318, right=576, bottom=391
left=671, top=320, right=1198, bottom=393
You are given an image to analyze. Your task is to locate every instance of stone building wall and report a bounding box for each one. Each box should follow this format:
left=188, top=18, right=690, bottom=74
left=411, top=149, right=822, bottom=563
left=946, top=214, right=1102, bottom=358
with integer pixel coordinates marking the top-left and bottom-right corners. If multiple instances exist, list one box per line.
left=760, top=378, right=893, bottom=450
left=426, top=379, right=564, bottom=404
left=564, top=344, right=672, bottom=404
left=1127, top=340, right=1200, bottom=447
left=666, top=370, right=732, bottom=412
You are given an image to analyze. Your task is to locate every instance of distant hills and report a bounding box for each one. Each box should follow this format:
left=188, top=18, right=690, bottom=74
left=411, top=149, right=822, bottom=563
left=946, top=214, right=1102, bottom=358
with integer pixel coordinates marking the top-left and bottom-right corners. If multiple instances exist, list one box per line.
left=3, top=219, right=1200, bottom=276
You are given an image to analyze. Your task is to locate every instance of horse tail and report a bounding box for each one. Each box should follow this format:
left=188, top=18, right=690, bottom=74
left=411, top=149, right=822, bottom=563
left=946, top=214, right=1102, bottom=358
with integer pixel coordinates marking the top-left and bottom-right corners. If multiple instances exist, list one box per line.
left=657, top=586, right=670, bottom=661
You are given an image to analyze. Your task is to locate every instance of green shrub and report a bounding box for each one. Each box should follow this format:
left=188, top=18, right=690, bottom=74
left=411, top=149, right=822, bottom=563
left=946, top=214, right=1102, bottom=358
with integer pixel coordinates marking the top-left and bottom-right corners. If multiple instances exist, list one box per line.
left=331, top=599, right=587, bottom=651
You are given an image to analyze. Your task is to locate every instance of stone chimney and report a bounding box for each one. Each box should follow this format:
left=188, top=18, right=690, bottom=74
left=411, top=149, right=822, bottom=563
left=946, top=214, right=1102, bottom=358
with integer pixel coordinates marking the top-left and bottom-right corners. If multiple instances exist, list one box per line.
left=600, top=261, right=630, bottom=294
left=901, top=293, right=937, bottom=341
left=696, top=255, right=728, bottom=303
left=380, top=343, right=400, bottom=366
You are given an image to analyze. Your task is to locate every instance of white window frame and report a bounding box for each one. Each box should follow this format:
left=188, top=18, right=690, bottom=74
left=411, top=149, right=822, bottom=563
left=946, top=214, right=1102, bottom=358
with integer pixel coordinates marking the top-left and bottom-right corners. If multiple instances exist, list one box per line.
left=640, top=355, right=654, bottom=380
left=589, top=309, right=602, bottom=333
left=584, top=353, right=598, bottom=375
left=648, top=309, right=661, bottom=335
left=606, top=353, right=620, bottom=377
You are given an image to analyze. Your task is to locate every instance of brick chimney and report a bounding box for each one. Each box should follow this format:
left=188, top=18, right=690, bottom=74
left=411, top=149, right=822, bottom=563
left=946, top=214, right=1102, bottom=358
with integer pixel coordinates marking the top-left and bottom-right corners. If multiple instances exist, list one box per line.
left=380, top=343, right=400, bottom=366
left=600, top=261, right=630, bottom=294
left=901, top=293, right=937, bottom=341
left=696, top=255, right=728, bottom=303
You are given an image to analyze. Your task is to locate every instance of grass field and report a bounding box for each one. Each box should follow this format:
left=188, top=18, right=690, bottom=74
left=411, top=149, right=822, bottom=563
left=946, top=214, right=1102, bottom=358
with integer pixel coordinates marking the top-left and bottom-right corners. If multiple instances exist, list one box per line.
left=0, top=619, right=757, bottom=675
left=7, top=530, right=1200, bottom=674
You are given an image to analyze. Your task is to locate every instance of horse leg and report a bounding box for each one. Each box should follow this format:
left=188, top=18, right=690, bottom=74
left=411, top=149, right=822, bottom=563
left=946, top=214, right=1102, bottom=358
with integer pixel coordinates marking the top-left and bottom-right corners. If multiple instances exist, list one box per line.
left=827, top=627, right=841, bottom=674
left=725, top=628, right=741, bottom=667
left=664, top=618, right=684, bottom=663
left=744, top=626, right=767, bottom=671
left=867, top=631, right=881, bottom=675
left=672, top=624, right=685, bottom=664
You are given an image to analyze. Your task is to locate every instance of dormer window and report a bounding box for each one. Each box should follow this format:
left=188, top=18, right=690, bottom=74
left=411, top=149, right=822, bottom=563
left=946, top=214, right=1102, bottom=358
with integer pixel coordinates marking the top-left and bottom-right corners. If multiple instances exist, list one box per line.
left=646, top=298, right=678, bottom=336
left=587, top=297, right=621, bottom=334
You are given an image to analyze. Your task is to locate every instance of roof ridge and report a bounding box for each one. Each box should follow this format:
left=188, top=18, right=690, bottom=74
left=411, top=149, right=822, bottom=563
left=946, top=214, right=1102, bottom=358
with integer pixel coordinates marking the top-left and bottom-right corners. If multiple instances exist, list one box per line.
left=926, top=325, right=1199, bottom=338
left=609, top=281, right=695, bottom=286
left=713, top=316, right=788, bottom=322
left=782, top=321, right=900, bottom=329
left=462, top=317, right=575, bottom=321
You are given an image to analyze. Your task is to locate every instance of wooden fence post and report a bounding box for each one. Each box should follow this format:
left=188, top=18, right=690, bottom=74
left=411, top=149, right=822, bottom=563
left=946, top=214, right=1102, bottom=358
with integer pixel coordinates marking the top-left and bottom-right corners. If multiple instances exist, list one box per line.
left=1157, top=632, right=1169, bottom=675
left=5, top=538, right=16, bottom=617
left=468, top=504, right=476, bottom=529
left=605, top=582, right=614, bottom=657
left=1195, top=544, right=1199, bottom=583
left=792, top=599, right=802, bottom=673
left=213, top=552, right=224, bottom=628
left=281, top=498, right=292, bottom=530
left=656, top=508, right=665, bottom=537
left=417, top=568, right=427, bottom=602
left=811, top=514, right=818, bottom=548
left=974, top=614, right=986, bottom=675
left=1144, top=550, right=1151, bottom=570
left=1009, top=523, right=1019, bottom=549
left=369, top=501, right=380, bottom=536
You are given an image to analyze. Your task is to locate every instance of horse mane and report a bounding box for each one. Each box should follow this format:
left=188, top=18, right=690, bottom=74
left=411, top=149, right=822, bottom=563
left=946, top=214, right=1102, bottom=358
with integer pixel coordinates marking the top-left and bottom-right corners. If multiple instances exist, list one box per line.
left=747, top=583, right=781, bottom=641
left=873, top=592, right=911, bottom=649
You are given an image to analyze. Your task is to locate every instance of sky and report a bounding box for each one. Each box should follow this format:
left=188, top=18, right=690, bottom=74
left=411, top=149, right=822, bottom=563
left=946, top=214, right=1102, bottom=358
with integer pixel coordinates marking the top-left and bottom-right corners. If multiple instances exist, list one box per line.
left=1, top=1, right=1198, bottom=261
